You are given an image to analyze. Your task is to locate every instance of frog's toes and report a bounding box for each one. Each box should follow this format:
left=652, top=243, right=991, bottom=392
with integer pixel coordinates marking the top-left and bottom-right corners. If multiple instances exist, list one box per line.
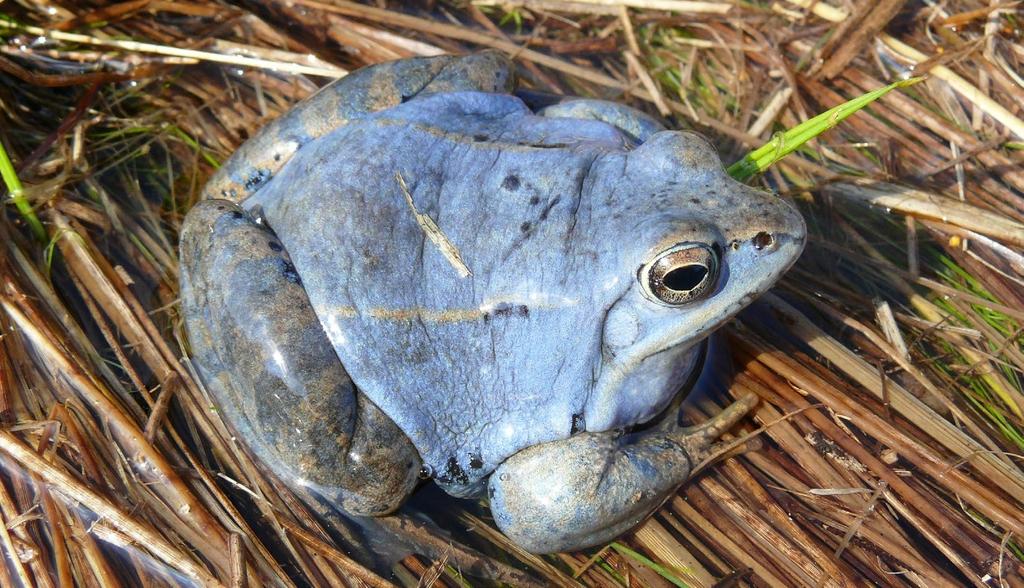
left=180, top=199, right=420, bottom=515
left=537, top=99, right=667, bottom=143
left=487, top=394, right=757, bottom=553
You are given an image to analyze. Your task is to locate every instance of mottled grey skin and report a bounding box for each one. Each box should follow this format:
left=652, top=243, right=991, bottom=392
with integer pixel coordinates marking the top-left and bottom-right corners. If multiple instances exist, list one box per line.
left=179, top=202, right=420, bottom=514
left=180, top=51, right=806, bottom=553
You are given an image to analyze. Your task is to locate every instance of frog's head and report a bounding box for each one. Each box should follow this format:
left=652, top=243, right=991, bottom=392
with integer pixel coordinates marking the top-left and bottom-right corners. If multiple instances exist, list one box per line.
left=583, top=131, right=805, bottom=430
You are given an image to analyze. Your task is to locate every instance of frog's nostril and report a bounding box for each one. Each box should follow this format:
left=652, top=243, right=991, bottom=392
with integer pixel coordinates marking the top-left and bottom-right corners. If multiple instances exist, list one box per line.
left=752, top=231, right=775, bottom=251
left=663, top=264, right=708, bottom=292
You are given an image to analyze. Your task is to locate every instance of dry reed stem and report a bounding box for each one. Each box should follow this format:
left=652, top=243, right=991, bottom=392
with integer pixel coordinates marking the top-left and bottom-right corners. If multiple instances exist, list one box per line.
left=632, top=521, right=713, bottom=585
left=289, top=0, right=634, bottom=91
left=61, top=504, right=122, bottom=588
left=0, top=479, right=35, bottom=588
left=0, top=293, right=232, bottom=556
left=670, top=497, right=791, bottom=586
left=736, top=351, right=997, bottom=582
left=783, top=0, right=1024, bottom=139
left=2, top=0, right=1023, bottom=585
left=762, top=295, right=1024, bottom=505
left=737, top=338, right=1024, bottom=580
left=545, top=0, right=732, bottom=13
left=0, top=430, right=224, bottom=587
left=0, top=21, right=347, bottom=78
left=807, top=294, right=1024, bottom=435
left=826, top=182, right=1024, bottom=248
left=458, top=512, right=576, bottom=587
left=275, top=517, right=397, bottom=588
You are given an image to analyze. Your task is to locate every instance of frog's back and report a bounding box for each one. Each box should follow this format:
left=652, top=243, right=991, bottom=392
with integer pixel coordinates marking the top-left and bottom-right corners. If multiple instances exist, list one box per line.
left=245, top=92, right=676, bottom=492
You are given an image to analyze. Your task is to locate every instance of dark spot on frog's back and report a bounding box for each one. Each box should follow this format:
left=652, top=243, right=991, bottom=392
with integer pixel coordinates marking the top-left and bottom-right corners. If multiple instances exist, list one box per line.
left=525, top=142, right=570, bottom=149
left=519, top=221, right=531, bottom=233
left=439, top=457, right=469, bottom=485
left=279, top=259, right=301, bottom=285
left=244, top=168, right=270, bottom=192
left=482, top=303, right=529, bottom=323
left=408, top=344, right=432, bottom=365
left=502, top=174, right=521, bottom=191
left=570, top=413, right=585, bottom=434
left=362, top=246, right=382, bottom=269
left=496, top=303, right=529, bottom=318
left=469, top=453, right=484, bottom=470
left=473, top=134, right=489, bottom=142
left=539, top=196, right=560, bottom=221
left=268, top=241, right=283, bottom=252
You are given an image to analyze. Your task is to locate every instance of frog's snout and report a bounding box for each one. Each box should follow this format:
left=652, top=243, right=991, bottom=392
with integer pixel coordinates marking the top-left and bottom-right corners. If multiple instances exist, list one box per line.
left=723, top=190, right=807, bottom=289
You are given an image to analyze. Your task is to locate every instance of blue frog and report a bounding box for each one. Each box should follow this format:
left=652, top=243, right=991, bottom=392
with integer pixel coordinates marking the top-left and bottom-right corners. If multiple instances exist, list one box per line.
left=180, top=52, right=805, bottom=553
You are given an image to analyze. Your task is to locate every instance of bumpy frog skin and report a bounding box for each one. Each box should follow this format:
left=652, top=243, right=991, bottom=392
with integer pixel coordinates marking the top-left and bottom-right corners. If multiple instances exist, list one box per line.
left=180, top=52, right=805, bottom=554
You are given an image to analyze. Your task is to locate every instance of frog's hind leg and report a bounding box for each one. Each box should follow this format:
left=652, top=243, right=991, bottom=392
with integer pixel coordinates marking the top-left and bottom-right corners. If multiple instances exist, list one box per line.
left=204, top=51, right=515, bottom=203
left=418, top=50, right=514, bottom=95
left=180, top=199, right=421, bottom=515
left=487, top=394, right=757, bottom=553
left=535, top=98, right=667, bottom=143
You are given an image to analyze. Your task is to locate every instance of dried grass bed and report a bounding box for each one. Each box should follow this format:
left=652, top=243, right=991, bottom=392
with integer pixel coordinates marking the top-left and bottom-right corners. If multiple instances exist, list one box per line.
left=1, top=0, right=1023, bottom=586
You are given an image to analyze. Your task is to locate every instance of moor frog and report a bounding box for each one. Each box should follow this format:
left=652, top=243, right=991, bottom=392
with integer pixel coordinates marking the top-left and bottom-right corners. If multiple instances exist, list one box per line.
left=179, top=51, right=805, bottom=553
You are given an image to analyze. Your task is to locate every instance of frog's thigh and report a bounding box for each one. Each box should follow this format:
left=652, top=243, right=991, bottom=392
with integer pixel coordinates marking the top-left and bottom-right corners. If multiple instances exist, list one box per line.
left=420, top=50, right=514, bottom=94
left=537, top=99, right=667, bottom=143
left=180, top=200, right=420, bottom=515
left=488, top=394, right=757, bottom=553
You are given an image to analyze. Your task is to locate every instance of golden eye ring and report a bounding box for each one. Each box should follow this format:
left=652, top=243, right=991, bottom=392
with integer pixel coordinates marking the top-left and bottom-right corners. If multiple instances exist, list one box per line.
left=641, top=244, right=719, bottom=305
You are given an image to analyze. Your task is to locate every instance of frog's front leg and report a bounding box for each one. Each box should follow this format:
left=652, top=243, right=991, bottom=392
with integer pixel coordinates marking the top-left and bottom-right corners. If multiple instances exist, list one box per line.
left=487, top=394, right=757, bottom=553
left=180, top=200, right=420, bottom=515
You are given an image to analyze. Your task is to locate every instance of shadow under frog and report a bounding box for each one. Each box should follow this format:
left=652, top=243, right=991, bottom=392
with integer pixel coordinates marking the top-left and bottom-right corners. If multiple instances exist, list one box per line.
left=179, top=52, right=806, bottom=554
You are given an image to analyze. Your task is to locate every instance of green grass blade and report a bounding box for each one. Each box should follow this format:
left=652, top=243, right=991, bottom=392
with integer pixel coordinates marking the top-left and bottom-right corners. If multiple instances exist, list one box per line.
left=727, top=77, right=923, bottom=182
left=0, top=140, right=47, bottom=241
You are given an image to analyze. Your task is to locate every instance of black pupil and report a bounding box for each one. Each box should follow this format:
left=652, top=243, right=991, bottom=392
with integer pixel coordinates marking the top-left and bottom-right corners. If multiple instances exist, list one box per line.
left=663, top=264, right=708, bottom=292
left=753, top=231, right=774, bottom=250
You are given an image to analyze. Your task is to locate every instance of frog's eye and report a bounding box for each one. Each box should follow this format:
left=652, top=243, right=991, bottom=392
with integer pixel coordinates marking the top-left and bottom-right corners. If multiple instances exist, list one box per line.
left=641, top=244, right=719, bottom=305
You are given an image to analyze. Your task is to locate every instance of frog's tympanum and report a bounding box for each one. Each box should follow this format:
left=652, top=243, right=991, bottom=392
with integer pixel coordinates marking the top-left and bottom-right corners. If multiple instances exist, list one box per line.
left=180, top=52, right=805, bottom=554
